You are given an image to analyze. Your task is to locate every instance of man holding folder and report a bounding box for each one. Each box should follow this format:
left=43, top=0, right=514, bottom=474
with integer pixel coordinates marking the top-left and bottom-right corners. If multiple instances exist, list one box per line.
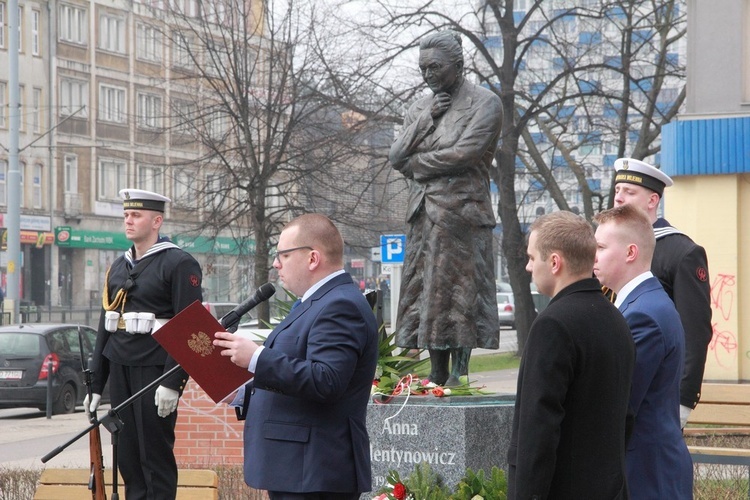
left=214, top=214, right=379, bottom=500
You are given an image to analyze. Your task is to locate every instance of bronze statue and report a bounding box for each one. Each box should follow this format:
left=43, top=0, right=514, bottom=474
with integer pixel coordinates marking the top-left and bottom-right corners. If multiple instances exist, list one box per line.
left=389, top=30, right=502, bottom=386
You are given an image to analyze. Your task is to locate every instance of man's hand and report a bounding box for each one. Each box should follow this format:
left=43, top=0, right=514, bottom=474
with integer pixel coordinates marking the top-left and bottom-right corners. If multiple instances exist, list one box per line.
left=213, top=331, right=260, bottom=369
left=680, top=405, right=692, bottom=429
left=83, top=393, right=101, bottom=418
left=430, top=92, right=452, bottom=119
left=155, top=386, right=179, bottom=418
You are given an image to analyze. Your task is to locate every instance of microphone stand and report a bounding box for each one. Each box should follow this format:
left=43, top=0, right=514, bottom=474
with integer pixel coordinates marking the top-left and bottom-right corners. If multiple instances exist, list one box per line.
left=42, top=364, right=183, bottom=498
left=41, top=312, right=243, bottom=494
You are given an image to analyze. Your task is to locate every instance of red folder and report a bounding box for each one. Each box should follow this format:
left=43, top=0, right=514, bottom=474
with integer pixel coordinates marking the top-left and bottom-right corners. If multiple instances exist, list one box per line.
left=152, top=300, right=253, bottom=404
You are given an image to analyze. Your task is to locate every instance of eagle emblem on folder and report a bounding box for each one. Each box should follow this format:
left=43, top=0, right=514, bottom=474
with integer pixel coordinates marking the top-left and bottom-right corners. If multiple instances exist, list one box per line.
left=188, top=331, right=214, bottom=357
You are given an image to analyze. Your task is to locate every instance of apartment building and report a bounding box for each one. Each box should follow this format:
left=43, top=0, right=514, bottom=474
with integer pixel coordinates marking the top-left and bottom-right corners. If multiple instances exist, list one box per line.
left=478, top=0, right=687, bottom=228
left=1, top=0, right=263, bottom=311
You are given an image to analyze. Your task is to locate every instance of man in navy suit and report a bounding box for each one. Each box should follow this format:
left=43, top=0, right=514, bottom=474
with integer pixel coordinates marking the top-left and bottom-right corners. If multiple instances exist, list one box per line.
left=594, top=205, right=692, bottom=499
left=214, top=214, right=379, bottom=500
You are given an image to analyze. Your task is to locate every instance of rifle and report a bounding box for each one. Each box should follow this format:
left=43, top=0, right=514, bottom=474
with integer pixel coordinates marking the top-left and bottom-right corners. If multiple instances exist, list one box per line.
left=79, top=326, right=107, bottom=500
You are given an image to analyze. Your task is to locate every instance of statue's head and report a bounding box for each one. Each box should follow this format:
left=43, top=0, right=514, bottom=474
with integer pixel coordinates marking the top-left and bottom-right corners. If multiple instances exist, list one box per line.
left=418, top=30, right=464, bottom=94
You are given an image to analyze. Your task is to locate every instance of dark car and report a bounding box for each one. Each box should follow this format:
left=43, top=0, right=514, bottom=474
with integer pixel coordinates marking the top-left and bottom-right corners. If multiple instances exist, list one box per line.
left=0, top=323, right=108, bottom=414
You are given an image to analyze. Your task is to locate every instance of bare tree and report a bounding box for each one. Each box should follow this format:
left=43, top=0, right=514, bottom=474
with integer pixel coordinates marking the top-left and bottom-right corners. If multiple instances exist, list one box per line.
left=143, top=0, right=405, bottom=318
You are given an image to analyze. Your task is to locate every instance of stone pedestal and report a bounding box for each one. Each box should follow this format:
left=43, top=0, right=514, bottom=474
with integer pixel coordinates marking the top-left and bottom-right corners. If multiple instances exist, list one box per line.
left=365, top=394, right=515, bottom=495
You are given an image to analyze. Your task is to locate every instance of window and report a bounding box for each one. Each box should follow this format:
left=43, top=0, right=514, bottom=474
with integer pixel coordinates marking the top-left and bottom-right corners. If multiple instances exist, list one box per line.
left=32, top=88, right=42, bottom=133
left=206, top=173, right=222, bottom=209
left=98, top=84, right=126, bottom=123
left=60, top=79, right=88, bottom=117
left=207, top=109, right=228, bottom=139
left=138, top=164, right=163, bottom=194
left=137, top=93, right=162, bottom=129
left=170, top=0, right=197, bottom=17
left=0, top=2, right=5, bottom=48
left=98, top=158, right=127, bottom=201
left=173, top=169, right=194, bottom=207
left=17, top=85, right=24, bottom=131
left=64, top=154, right=78, bottom=193
left=0, top=81, right=6, bottom=128
left=59, top=4, right=87, bottom=45
left=32, top=9, right=40, bottom=55
left=0, top=159, right=6, bottom=205
left=204, top=1, right=227, bottom=25
left=33, top=164, right=42, bottom=208
left=99, top=14, right=125, bottom=53
left=173, top=99, right=196, bottom=134
left=18, top=161, right=25, bottom=208
left=136, top=23, right=161, bottom=62
left=172, top=31, right=193, bottom=68
left=15, top=6, right=23, bottom=52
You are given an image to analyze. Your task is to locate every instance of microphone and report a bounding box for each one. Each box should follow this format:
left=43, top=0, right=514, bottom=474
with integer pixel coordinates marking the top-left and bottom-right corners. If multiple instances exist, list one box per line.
left=220, top=283, right=276, bottom=332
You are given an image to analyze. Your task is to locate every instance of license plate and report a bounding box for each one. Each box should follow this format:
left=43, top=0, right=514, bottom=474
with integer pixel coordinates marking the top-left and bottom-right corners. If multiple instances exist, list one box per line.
left=0, top=370, right=22, bottom=380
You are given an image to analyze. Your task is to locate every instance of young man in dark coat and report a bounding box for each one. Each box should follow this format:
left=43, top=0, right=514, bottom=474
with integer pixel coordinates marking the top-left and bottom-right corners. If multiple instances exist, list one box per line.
left=508, top=211, right=635, bottom=499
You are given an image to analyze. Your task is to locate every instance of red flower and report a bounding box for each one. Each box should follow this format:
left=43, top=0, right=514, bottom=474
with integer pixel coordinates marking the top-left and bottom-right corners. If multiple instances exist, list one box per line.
left=432, top=386, right=445, bottom=397
left=392, top=482, right=407, bottom=500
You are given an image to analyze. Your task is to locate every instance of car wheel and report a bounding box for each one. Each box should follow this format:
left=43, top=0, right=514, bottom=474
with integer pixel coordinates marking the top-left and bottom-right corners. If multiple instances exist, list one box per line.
left=53, top=383, right=77, bottom=415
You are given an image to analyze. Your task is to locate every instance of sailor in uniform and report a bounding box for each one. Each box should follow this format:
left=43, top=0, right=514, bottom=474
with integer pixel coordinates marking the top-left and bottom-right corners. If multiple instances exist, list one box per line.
left=612, top=158, right=712, bottom=428
left=86, top=188, right=203, bottom=499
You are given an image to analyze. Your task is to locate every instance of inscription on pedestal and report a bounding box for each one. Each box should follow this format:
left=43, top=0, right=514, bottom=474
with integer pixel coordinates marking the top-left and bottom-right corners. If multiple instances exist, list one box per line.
left=366, top=395, right=515, bottom=494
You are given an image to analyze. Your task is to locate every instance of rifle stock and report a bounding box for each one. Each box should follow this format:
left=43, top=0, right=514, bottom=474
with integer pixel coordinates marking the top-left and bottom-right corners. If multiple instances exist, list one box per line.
left=89, top=425, right=107, bottom=500
left=79, top=325, right=107, bottom=500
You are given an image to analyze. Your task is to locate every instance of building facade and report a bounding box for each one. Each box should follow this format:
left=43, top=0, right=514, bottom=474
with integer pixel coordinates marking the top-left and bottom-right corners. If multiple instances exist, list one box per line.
left=0, top=0, right=264, bottom=315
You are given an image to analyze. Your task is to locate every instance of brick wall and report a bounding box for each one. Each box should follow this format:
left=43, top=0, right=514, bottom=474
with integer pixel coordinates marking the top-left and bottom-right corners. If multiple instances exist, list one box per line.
left=174, top=379, right=245, bottom=466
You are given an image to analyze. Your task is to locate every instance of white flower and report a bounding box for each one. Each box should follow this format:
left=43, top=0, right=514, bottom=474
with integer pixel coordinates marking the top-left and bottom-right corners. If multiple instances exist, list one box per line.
left=424, top=381, right=438, bottom=388
left=470, top=495, right=484, bottom=500
left=443, top=388, right=452, bottom=396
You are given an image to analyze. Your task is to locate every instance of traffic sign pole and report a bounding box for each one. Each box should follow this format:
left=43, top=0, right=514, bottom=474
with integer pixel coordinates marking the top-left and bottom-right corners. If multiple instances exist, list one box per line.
left=390, top=265, right=401, bottom=330
left=380, top=234, right=406, bottom=331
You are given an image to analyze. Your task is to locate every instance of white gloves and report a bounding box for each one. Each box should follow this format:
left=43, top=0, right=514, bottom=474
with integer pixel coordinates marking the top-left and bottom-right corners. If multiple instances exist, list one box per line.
left=680, top=404, right=692, bottom=429
left=155, top=386, right=180, bottom=418
left=83, top=393, right=101, bottom=418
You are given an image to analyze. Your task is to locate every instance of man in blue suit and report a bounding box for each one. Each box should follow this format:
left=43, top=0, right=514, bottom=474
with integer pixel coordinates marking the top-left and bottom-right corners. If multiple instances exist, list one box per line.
left=214, top=214, right=379, bottom=500
left=594, top=205, right=693, bottom=499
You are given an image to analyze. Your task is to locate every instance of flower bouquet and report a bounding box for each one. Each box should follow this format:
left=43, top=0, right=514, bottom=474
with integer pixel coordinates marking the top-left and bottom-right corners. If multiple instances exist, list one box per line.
left=372, top=373, right=490, bottom=403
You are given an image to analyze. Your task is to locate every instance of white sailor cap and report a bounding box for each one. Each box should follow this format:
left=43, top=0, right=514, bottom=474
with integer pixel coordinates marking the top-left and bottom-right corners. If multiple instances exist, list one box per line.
left=119, top=188, right=171, bottom=212
left=613, top=158, right=673, bottom=197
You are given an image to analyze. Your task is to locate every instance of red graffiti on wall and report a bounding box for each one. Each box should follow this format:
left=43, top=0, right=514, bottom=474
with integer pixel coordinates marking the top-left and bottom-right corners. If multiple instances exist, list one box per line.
left=709, top=323, right=738, bottom=368
left=710, top=274, right=735, bottom=321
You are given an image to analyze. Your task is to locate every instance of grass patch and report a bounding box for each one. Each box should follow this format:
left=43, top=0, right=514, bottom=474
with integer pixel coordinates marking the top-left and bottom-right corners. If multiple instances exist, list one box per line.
left=470, top=352, right=520, bottom=373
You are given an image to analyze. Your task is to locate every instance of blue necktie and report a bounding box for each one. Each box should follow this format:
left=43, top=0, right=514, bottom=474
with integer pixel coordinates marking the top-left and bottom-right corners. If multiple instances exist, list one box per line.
left=290, top=299, right=302, bottom=311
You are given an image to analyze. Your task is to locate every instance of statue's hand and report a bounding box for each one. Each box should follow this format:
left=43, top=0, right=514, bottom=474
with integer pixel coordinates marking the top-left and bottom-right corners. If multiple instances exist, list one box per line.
left=431, top=92, right=452, bottom=119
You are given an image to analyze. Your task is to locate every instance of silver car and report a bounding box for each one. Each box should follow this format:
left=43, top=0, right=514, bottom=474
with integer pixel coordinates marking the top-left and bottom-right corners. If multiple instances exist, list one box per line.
left=497, top=292, right=516, bottom=329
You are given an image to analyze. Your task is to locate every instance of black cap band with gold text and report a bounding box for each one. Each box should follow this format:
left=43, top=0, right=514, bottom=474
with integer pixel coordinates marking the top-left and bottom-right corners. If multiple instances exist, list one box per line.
left=614, top=170, right=666, bottom=197
left=122, top=199, right=166, bottom=212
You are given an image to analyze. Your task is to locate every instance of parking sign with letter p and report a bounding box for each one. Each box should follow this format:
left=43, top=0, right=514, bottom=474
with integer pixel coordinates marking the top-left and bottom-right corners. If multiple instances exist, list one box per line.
left=380, top=234, right=406, bottom=264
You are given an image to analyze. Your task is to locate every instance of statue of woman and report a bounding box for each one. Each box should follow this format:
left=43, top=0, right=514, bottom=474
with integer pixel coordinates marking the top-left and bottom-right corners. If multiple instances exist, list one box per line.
left=389, top=30, right=502, bottom=385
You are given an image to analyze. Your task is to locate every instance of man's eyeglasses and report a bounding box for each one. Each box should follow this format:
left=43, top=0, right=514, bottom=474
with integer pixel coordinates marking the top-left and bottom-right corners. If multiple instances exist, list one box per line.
left=272, top=246, right=313, bottom=262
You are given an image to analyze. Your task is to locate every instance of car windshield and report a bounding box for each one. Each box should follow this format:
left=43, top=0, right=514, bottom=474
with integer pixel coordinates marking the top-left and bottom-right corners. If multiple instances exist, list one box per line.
left=0, top=333, right=40, bottom=357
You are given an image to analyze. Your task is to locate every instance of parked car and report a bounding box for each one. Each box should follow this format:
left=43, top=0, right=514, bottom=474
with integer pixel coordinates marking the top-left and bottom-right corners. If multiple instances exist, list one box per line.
left=496, top=289, right=551, bottom=329
left=0, top=324, right=109, bottom=414
left=497, top=292, right=516, bottom=329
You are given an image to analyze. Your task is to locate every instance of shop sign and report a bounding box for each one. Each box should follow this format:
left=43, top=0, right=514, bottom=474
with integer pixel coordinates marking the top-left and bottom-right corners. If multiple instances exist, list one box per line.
left=54, top=227, right=131, bottom=250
